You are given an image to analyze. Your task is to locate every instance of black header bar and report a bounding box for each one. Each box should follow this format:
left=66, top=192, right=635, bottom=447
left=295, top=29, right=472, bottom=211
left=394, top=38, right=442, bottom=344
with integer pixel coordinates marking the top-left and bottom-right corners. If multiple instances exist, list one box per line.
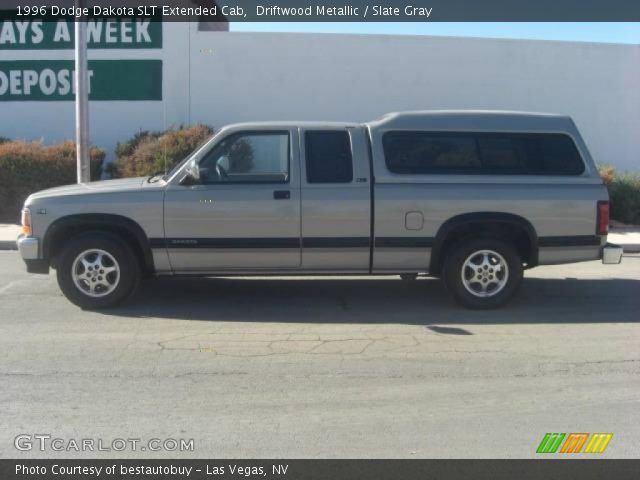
left=2, top=459, right=640, bottom=480
left=0, top=0, right=639, bottom=22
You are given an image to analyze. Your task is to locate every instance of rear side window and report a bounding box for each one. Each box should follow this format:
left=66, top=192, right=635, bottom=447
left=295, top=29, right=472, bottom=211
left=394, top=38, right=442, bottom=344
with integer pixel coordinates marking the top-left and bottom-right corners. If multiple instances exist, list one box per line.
left=382, top=132, right=480, bottom=174
left=383, top=131, right=584, bottom=176
left=305, top=130, right=353, bottom=183
left=519, top=134, right=585, bottom=175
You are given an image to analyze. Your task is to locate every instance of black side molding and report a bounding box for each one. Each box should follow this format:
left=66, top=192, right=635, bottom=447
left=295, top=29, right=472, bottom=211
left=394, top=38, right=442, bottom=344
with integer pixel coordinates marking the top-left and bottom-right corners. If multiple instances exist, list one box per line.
left=153, top=237, right=439, bottom=250
left=538, top=235, right=601, bottom=247
left=154, top=237, right=374, bottom=249
left=303, top=237, right=369, bottom=248
left=160, top=238, right=300, bottom=249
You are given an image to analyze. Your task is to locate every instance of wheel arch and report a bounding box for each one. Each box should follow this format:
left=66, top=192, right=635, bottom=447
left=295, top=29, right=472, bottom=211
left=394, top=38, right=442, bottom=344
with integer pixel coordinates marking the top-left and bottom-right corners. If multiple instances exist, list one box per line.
left=43, top=213, right=154, bottom=274
left=429, top=212, right=538, bottom=275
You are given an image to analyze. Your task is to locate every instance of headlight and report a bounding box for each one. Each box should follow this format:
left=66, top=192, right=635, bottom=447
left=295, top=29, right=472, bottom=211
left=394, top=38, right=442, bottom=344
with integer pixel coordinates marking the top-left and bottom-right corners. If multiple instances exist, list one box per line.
left=21, top=207, right=32, bottom=237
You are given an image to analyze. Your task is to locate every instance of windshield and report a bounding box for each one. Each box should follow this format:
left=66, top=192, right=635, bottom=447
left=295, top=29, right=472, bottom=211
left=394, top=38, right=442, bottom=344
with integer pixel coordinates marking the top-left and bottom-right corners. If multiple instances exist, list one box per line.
left=164, top=133, right=218, bottom=179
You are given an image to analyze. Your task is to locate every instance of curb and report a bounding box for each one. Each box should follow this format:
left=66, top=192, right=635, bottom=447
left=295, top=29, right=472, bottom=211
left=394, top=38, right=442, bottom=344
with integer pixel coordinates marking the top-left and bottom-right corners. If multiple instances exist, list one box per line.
left=621, top=245, right=640, bottom=254
left=0, top=241, right=17, bottom=251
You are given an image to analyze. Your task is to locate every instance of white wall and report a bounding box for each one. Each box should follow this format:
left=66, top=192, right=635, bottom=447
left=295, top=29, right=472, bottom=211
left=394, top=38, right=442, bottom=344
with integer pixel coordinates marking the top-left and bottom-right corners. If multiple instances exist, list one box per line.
left=2, top=25, right=638, bottom=170
left=0, top=23, right=189, bottom=155
left=188, top=31, right=639, bottom=171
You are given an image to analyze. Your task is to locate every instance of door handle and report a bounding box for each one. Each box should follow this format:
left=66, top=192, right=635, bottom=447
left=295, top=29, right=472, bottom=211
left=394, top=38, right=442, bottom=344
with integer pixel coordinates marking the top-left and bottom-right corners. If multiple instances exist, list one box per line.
left=273, top=190, right=290, bottom=200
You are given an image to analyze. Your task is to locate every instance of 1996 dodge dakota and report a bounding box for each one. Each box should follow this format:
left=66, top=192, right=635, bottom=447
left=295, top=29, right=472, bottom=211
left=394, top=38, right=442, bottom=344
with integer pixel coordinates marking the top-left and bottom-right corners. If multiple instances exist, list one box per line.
left=17, top=111, right=622, bottom=309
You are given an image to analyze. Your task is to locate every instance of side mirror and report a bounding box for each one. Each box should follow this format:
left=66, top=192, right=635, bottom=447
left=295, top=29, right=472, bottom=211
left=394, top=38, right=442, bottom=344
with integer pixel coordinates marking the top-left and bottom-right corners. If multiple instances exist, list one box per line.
left=179, top=158, right=200, bottom=186
left=216, top=155, right=230, bottom=170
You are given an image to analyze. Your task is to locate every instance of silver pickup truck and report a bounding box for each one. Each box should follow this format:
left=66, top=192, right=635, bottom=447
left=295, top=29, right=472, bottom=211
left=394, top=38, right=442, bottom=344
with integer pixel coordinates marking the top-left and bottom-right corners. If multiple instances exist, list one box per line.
left=17, top=111, right=622, bottom=309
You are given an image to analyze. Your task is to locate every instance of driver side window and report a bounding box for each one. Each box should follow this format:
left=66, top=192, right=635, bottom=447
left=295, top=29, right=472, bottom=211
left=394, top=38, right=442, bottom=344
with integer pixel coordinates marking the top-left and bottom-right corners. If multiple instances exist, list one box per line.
left=199, top=132, right=290, bottom=184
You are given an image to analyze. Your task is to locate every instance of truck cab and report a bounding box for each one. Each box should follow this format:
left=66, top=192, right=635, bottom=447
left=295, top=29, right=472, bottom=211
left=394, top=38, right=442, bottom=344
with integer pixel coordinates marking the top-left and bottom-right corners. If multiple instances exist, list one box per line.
left=160, top=122, right=372, bottom=273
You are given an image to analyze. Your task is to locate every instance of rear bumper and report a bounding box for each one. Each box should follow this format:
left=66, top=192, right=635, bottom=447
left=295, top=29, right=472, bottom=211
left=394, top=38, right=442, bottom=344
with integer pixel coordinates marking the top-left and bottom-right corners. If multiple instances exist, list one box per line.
left=17, top=235, right=49, bottom=274
left=602, top=243, right=623, bottom=265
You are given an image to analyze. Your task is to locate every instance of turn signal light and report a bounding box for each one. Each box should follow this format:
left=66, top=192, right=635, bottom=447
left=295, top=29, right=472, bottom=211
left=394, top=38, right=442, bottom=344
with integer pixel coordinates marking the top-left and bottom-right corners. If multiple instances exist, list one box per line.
left=21, top=208, right=32, bottom=236
left=596, top=201, right=609, bottom=236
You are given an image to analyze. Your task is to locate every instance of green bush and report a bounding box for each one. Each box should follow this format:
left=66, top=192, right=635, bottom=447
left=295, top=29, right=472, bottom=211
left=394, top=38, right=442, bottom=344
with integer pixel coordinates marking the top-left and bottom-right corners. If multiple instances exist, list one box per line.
left=0, top=140, right=104, bottom=223
left=599, top=166, right=640, bottom=225
left=110, top=125, right=213, bottom=178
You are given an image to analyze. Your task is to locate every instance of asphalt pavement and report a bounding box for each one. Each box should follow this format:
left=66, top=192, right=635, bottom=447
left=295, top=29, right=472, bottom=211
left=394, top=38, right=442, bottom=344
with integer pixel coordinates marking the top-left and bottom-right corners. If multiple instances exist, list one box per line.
left=0, top=251, right=638, bottom=458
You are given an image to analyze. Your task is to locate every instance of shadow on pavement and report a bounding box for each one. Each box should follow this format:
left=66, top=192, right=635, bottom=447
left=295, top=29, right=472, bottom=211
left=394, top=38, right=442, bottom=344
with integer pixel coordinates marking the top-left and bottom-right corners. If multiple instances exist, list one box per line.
left=427, top=326, right=473, bottom=335
left=100, top=275, right=640, bottom=325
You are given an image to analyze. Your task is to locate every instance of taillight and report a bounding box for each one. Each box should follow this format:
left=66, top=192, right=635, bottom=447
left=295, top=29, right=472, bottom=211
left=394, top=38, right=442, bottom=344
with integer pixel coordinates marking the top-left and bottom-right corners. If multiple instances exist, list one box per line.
left=596, top=201, right=609, bottom=235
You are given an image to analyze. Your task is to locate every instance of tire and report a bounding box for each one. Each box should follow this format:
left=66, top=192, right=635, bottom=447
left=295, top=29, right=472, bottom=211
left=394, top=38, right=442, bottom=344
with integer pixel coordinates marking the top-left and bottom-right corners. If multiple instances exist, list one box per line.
left=56, top=232, right=141, bottom=309
left=443, top=238, right=523, bottom=309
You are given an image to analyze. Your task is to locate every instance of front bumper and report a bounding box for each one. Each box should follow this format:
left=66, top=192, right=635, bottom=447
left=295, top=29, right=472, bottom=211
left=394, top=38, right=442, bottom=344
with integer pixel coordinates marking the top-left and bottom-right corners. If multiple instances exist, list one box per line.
left=602, top=243, right=623, bottom=265
left=17, top=235, right=49, bottom=274
left=17, top=234, right=39, bottom=259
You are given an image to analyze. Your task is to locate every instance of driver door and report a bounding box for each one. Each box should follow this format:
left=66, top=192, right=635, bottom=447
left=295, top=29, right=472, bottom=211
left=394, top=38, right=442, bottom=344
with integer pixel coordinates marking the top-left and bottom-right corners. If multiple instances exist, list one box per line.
left=163, top=129, right=301, bottom=272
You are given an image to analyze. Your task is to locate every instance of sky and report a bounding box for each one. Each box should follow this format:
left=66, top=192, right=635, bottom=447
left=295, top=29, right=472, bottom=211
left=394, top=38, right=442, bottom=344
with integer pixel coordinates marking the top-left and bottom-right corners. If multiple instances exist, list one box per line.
left=231, top=22, right=640, bottom=44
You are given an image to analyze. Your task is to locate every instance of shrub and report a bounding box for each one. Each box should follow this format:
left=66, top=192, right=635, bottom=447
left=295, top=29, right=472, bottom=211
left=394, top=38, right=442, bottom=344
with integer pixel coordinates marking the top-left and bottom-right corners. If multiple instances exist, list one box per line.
left=599, top=165, right=615, bottom=188
left=111, top=125, right=213, bottom=178
left=599, top=166, right=640, bottom=225
left=0, top=140, right=104, bottom=223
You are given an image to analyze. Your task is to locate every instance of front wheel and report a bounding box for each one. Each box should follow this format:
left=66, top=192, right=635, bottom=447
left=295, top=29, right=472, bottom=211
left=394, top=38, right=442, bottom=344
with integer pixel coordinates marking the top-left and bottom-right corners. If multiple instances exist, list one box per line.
left=443, top=238, right=523, bottom=309
left=56, top=233, right=140, bottom=309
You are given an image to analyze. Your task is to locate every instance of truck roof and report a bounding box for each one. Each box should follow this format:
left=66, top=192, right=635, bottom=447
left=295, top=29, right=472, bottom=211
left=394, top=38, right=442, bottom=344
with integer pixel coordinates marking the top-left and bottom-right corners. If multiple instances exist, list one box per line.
left=368, top=110, right=577, bottom=133
left=222, top=110, right=577, bottom=133
left=220, top=120, right=361, bottom=129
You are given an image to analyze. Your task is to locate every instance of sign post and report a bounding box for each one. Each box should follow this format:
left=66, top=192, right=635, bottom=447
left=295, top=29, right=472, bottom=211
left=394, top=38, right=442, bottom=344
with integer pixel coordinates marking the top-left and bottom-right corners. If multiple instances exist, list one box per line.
left=75, top=0, right=90, bottom=183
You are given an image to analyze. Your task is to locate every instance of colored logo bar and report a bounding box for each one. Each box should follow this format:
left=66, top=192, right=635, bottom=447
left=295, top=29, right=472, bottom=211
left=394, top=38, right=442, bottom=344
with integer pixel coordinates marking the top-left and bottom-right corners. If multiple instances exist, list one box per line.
left=537, top=433, right=612, bottom=454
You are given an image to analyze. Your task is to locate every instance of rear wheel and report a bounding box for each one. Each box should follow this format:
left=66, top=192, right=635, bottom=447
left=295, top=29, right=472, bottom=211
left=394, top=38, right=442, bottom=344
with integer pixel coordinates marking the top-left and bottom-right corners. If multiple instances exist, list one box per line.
left=443, top=238, right=523, bottom=309
left=56, top=233, right=140, bottom=309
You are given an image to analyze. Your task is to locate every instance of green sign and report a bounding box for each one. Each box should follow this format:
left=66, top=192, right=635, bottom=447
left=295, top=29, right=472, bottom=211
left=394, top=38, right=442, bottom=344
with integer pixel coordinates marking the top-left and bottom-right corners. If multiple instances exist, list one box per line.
left=0, top=60, right=162, bottom=101
left=0, top=19, right=162, bottom=49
